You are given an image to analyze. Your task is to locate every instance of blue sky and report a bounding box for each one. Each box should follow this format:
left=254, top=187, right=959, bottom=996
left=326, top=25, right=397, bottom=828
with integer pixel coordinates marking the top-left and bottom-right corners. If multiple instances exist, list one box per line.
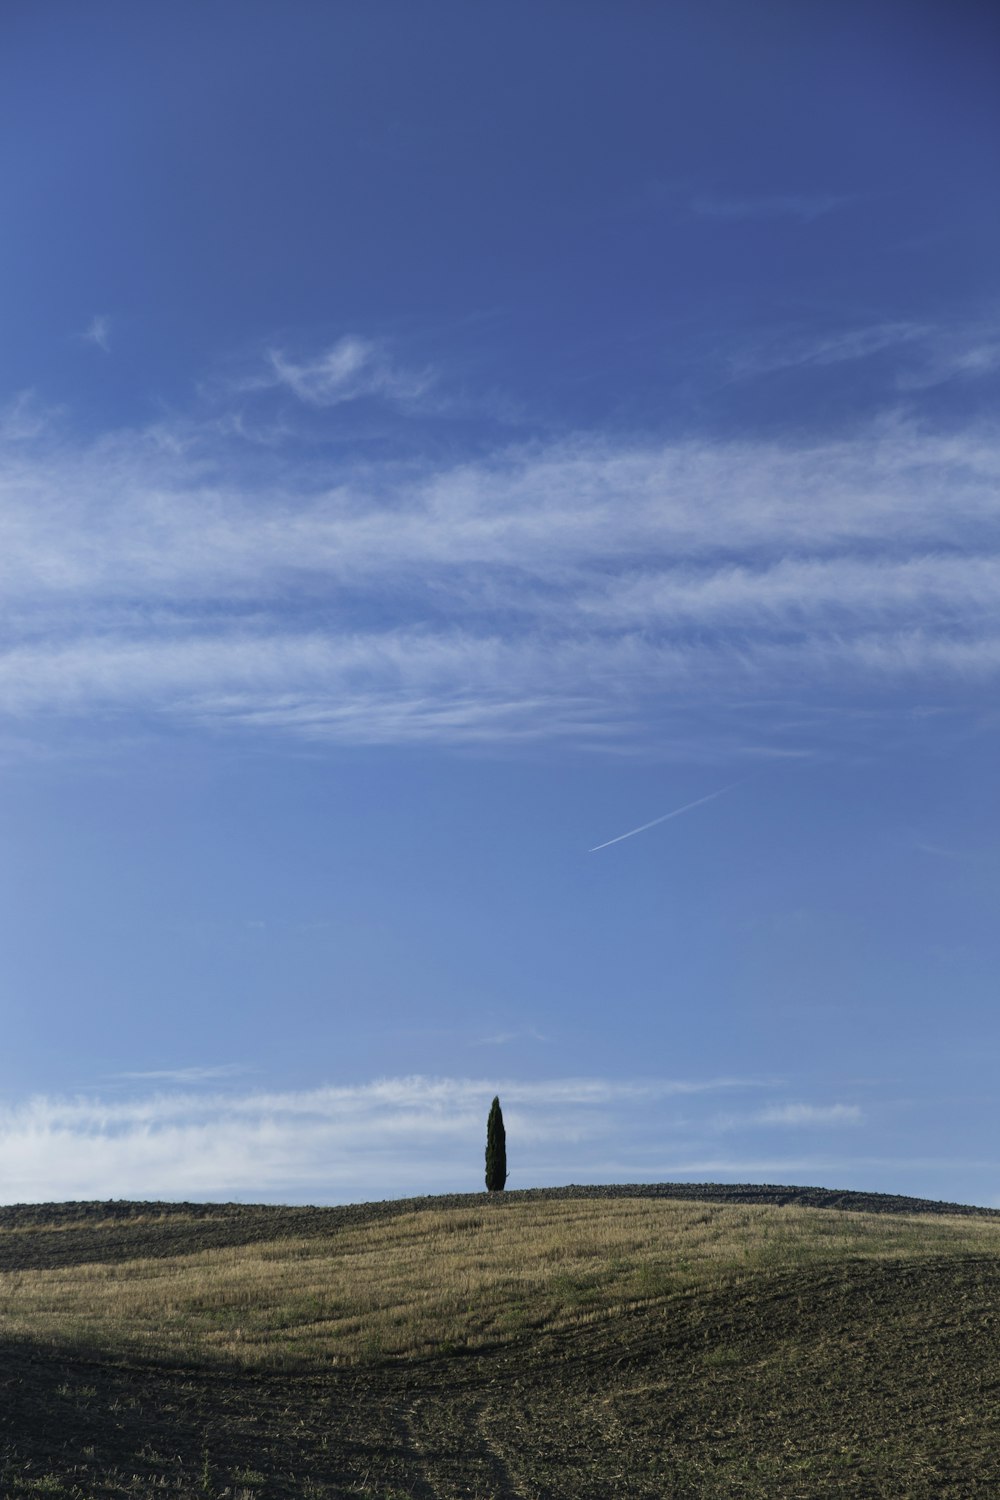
left=2, top=1, right=1000, bottom=1206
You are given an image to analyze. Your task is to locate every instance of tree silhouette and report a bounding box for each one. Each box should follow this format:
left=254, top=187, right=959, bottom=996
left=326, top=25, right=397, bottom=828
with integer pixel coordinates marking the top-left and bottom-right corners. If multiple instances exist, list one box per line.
left=485, top=1095, right=507, bottom=1191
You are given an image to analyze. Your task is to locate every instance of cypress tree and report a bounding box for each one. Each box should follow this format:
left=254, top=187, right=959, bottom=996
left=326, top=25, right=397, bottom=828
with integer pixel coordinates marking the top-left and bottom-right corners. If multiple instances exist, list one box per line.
left=485, top=1095, right=507, bottom=1192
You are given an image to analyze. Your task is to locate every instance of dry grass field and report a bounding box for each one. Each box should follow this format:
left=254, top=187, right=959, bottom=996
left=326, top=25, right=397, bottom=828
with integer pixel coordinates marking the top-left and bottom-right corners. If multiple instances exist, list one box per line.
left=4, top=1195, right=1000, bottom=1368
left=1, top=1185, right=1000, bottom=1496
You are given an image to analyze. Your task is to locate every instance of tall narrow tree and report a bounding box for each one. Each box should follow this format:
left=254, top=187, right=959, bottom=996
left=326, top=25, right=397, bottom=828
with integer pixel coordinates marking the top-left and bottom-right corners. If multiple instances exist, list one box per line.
left=485, top=1095, right=507, bottom=1192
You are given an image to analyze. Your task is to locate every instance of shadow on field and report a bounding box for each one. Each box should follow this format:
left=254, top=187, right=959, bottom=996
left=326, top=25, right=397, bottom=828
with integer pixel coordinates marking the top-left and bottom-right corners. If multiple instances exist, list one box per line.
left=3, top=1251, right=1000, bottom=1497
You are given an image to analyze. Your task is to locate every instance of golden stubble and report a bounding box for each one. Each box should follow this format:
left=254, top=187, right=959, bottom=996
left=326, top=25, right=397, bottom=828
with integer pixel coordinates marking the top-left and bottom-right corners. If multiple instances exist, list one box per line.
left=1, top=1197, right=997, bottom=1368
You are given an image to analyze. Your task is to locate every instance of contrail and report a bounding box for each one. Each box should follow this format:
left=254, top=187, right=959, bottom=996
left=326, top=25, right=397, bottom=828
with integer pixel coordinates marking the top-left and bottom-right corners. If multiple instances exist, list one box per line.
left=589, top=782, right=740, bottom=852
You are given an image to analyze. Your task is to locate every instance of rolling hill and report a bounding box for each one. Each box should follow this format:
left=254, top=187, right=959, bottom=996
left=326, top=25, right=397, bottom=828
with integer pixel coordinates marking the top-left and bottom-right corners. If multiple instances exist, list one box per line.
left=1, top=1183, right=998, bottom=1497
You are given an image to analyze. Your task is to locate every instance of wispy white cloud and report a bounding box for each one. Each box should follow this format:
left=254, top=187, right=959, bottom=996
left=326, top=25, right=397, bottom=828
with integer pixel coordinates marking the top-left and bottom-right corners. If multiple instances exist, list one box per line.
left=0, top=1075, right=777, bottom=1203
left=948, top=343, right=1000, bottom=378
left=580, top=554, right=1000, bottom=630
left=595, top=1156, right=944, bottom=1181
left=730, top=321, right=929, bottom=377
left=471, top=1027, right=548, bottom=1046
left=111, top=1063, right=250, bottom=1084
left=755, top=1102, right=863, bottom=1127
left=246, top=335, right=432, bottom=408
left=730, top=318, right=1000, bottom=389
left=912, top=839, right=974, bottom=861
left=83, top=315, right=111, bottom=354
left=0, top=390, right=54, bottom=443
left=896, top=336, right=1000, bottom=391
left=0, top=365, right=998, bottom=755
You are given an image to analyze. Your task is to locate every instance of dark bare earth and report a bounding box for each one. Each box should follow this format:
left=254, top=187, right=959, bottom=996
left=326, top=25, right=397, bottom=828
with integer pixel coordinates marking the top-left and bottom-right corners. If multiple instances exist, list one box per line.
left=2, top=1184, right=999, bottom=1498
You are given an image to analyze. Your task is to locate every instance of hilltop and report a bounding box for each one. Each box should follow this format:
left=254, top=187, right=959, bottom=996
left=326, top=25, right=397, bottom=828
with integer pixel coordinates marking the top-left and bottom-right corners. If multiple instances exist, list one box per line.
left=0, top=1179, right=993, bottom=1269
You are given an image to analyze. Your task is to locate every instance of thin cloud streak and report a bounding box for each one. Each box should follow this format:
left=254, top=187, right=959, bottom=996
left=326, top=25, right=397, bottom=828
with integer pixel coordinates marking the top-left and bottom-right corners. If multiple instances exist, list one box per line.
left=471, top=1027, right=548, bottom=1047
left=730, top=321, right=927, bottom=377
left=755, top=1103, right=862, bottom=1126
left=729, top=317, right=1000, bottom=387
left=0, top=1074, right=783, bottom=1203
left=589, top=783, right=739, bottom=852
left=111, top=1063, right=250, bottom=1084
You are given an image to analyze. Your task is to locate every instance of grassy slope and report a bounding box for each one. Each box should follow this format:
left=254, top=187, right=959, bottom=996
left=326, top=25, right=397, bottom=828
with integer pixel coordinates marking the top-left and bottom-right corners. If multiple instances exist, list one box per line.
left=1, top=1184, right=999, bottom=1497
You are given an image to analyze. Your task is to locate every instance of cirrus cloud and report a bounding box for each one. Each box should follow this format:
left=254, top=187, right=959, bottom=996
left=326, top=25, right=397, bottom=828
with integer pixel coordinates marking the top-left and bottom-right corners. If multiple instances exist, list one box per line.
left=0, top=349, right=998, bottom=759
